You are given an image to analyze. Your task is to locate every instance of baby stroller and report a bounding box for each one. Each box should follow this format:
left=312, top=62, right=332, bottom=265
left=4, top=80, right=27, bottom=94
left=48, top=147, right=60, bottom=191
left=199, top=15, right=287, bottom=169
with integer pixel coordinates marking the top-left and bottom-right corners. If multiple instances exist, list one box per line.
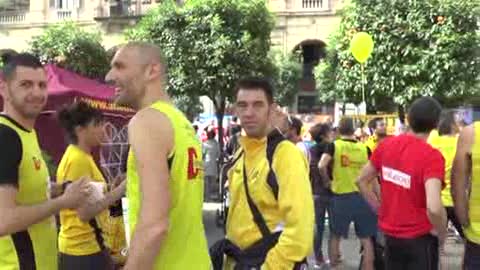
left=215, top=150, right=244, bottom=231
left=215, top=155, right=233, bottom=230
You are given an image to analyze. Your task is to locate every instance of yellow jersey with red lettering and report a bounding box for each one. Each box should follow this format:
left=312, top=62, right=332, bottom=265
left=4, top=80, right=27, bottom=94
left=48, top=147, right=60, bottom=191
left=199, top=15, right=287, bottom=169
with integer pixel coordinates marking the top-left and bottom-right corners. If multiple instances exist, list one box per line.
left=126, top=100, right=211, bottom=269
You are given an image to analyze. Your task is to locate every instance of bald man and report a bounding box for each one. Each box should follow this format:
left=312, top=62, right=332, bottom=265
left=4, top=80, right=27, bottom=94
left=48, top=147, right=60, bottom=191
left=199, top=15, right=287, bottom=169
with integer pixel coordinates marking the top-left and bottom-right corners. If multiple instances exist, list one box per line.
left=105, top=42, right=211, bottom=270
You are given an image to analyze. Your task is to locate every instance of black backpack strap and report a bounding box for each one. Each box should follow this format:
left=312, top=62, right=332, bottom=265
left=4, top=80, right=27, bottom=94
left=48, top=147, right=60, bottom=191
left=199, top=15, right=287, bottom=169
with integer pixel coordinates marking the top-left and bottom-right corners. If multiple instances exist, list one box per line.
left=243, top=161, right=271, bottom=237
left=266, top=128, right=286, bottom=200
left=231, top=149, right=244, bottom=165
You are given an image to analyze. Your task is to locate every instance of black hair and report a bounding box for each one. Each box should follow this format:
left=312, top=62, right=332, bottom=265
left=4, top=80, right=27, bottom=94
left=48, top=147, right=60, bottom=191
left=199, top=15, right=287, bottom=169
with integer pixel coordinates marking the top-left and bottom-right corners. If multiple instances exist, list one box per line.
left=407, top=97, right=442, bottom=134
left=207, top=129, right=216, bottom=140
left=58, top=101, right=104, bottom=144
left=1, top=53, right=43, bottom=81
left=338, top=117, right=355, bottom=136
left=438, top=111, right=457, bottom=136
left=309, top=123, right=332, bottom=143
left=368, top=117, right=383, bottom=131
left=235, top=77, right=274, bottom=104
left=231, top=125, right=242, bottom=136
left=289, top=116, right=303, bottom=136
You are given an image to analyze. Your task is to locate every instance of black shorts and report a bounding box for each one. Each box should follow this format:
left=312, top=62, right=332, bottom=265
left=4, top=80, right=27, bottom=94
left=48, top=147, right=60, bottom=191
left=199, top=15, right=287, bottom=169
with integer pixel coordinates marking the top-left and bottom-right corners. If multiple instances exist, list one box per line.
left=465, top=240, right=480, bottom=270
left=384, top=234, right=439, bottom=270
left=59, top=251, right=114, bottom=270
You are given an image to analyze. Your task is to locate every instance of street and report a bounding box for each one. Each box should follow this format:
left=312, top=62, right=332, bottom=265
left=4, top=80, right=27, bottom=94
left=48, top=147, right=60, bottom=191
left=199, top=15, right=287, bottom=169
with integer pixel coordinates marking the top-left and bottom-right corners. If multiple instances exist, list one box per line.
left=203, top=203, right=464, bottom=270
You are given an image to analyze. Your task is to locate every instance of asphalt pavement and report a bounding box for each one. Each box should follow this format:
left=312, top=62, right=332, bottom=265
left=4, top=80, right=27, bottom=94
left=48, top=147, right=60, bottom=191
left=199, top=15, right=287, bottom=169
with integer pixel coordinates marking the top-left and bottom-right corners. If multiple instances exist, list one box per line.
left=203, top=203, right=464, bottom=270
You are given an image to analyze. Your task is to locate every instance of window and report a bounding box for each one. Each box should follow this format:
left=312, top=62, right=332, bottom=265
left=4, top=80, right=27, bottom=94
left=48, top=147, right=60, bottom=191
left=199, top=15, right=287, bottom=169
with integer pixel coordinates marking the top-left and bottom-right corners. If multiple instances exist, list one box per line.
left=0, top=0, right=29, bottom=12
left=50, top=0, right=82, bottom=9
left=302, top=0, right=324, bottom=9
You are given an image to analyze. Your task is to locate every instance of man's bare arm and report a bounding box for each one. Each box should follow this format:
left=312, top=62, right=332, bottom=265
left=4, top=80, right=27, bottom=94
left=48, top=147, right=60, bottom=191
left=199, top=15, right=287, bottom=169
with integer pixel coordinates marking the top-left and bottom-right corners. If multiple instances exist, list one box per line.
left=0, top=180, right=90, bottom=236
left=123, top=109, right=173, bottom=270
left=425, top=178, right=447, bottom=241
left=452, top=125, right=474, bottom=226
left=356, top=162, right=380, bottom=212
left=318, top=153, right=332, bottom=185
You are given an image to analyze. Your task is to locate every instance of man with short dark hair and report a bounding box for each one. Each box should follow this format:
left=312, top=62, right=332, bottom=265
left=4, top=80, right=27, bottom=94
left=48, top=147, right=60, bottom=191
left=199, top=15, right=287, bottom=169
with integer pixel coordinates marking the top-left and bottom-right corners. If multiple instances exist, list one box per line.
left=0, top=53, right=91, bottom=269
left=357, top=97, right=447, bottom=270
left=215, top=77, right=314, bottom=269
left=366, top=117, right=388, bottom=152
left=318, top=117, right=376, bottom=270
left=309, top=123, right=335, bottom=267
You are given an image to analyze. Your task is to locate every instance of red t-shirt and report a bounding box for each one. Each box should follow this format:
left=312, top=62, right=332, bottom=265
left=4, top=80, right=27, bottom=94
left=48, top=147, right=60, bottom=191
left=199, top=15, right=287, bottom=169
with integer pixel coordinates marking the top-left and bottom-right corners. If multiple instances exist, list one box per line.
left=371, top=134, right=445, bottom=238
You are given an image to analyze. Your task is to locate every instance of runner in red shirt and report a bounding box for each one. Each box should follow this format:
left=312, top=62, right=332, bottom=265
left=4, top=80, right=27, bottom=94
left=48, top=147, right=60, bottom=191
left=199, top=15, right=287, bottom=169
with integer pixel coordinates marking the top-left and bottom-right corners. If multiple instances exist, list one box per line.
left=356, top=97, right=447, bottom=270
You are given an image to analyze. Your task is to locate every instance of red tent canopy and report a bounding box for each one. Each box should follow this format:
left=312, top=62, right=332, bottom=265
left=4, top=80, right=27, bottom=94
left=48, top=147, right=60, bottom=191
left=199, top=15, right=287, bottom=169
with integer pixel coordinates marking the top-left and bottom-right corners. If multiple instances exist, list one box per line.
left=1, top=64, right=133, bottom=181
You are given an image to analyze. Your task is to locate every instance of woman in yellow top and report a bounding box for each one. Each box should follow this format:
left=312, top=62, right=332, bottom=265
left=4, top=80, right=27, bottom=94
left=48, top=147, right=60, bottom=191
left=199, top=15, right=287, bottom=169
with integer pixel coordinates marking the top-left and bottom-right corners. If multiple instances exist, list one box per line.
left=429, top=111, right=464, bottom=238
left=56, top=101, right=126, bottom=270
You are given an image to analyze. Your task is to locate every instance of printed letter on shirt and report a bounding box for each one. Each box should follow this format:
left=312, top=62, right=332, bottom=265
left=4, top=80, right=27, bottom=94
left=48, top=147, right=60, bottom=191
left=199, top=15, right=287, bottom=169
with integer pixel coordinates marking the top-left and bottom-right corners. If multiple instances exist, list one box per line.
left=382, top=166, right=411, bottom=189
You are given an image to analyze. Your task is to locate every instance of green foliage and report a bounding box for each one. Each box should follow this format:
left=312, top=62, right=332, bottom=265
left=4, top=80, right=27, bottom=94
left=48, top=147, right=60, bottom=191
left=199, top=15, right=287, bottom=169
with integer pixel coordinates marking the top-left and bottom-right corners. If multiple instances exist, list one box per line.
left=316, top=0, right=480, bottom=109
left=270, top=51, right=303, bottom=107
left=41, top=150, right=57, bottom=178
left=29, top=22, right=110, bottom=80
left=173, top=95, right=204, bottom=121
left=125, top=0, right=275, bottom=114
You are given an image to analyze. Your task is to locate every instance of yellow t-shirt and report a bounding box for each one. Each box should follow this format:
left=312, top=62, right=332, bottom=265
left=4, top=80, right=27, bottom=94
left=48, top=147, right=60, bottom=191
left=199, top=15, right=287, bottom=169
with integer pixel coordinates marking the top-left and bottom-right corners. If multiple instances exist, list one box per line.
left=365, top=135, right=378, bottom=152
left=57, top=144, right=109, bottom=256
left=429, top=135, right=457, bottom=207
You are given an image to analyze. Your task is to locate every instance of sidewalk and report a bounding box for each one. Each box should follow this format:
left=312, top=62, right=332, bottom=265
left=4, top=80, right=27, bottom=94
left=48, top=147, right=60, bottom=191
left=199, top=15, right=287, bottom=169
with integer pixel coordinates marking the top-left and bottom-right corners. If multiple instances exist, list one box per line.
left=203, top=202, right=464, bottom=270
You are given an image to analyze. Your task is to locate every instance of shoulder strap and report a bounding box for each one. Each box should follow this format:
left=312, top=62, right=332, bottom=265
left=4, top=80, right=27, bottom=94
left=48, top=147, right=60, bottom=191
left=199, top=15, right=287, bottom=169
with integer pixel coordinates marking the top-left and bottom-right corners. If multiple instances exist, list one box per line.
left=266, top=129, right=286, bottom=200
left=243, top=161, right=271, bottom=237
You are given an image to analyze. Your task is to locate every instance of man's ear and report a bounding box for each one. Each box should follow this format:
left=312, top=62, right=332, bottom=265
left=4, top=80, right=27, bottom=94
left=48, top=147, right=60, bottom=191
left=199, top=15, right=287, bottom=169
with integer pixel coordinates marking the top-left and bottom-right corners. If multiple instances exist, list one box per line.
left=0, top=79, right=8, bottom=101
left=147, top=62, right=162, bottom=80
left=269, top=102, right=280, bottom=116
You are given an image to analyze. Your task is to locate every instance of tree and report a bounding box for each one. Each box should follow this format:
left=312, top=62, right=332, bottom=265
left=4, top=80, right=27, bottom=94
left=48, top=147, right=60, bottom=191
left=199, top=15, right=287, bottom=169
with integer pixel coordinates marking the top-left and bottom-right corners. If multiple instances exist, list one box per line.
left=29, top=22, right=110, bottom=81
left=271, top=51, right=303, bottom=107
left=173, top=95, right=204, bottom=122
left=316, top=0, right=480, bottom=111
left=126, top=0, right=275, bottom=150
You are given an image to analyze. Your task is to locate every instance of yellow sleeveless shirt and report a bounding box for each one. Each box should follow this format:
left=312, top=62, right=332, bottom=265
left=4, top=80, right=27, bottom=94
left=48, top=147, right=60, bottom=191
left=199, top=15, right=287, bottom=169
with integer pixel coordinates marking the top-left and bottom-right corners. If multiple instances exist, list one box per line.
left=465, top=122, right=480, bottom=244
left=126, top=101, right=211, bottom=269
left=332, top=139, right=369, bottom=194
left=0, top=115, right=58, bottom=270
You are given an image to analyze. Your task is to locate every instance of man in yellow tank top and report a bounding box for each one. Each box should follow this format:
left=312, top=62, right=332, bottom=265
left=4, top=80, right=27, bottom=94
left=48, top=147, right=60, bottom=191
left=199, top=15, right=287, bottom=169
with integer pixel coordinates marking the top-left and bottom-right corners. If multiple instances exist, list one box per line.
left=429, top=112, right=463, bottom=239
left=318, top=118, right=377, bottom=270
left=452, top=121, right=480, bottom=269
left=0, top=53, right=91, bottom=270
left=105, top=42, right=211, bottom=270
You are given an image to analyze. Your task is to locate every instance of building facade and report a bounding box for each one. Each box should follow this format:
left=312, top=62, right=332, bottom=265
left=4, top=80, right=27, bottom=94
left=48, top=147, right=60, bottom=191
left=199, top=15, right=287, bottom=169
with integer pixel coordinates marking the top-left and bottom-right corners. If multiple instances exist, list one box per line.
left=0, top=0, right=343, bottom=113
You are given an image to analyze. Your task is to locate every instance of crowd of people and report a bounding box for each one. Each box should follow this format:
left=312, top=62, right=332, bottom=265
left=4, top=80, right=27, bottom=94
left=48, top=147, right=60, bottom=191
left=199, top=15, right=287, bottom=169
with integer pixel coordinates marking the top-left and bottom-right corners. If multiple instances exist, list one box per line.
left=0, top=42, right=478, bottom=270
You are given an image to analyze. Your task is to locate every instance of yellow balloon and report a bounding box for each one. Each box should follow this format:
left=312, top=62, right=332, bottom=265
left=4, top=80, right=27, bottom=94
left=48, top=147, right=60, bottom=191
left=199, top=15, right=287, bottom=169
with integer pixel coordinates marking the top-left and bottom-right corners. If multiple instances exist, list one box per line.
left=350, top=32, right=374, bottom=64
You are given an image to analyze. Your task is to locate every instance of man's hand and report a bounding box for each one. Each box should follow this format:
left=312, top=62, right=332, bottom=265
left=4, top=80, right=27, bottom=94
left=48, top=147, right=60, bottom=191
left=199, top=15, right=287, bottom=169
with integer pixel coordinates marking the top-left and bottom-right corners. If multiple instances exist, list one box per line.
left=110, top=174, right=125, bottom=191
left=49, top=183, right=64, bottom=199
left=60, top=178, right=91, bottom=209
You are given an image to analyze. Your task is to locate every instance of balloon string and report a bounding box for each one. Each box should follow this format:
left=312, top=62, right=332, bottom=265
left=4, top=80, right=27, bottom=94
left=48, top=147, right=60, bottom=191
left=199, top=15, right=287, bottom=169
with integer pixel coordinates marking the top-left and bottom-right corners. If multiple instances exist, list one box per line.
left=361, top=64, right=366, bottom=105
